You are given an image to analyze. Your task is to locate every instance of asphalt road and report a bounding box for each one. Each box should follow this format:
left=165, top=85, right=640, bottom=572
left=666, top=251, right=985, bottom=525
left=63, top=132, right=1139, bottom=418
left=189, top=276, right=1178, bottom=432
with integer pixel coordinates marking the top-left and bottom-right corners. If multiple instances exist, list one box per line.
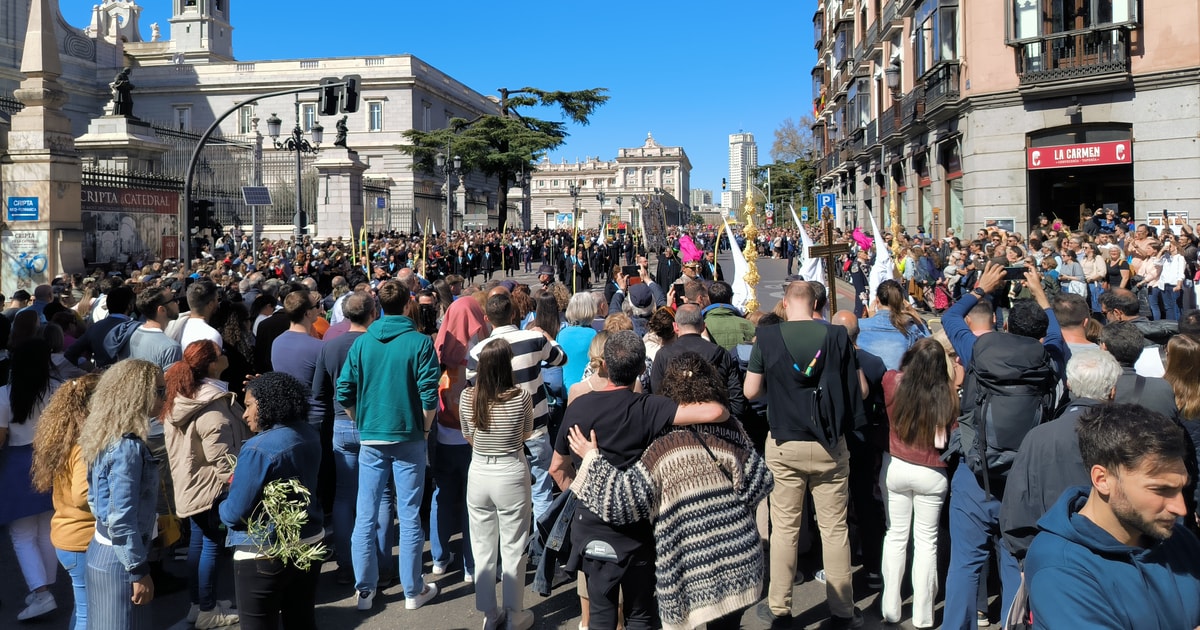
left=0, top=250, right=998, bottom=630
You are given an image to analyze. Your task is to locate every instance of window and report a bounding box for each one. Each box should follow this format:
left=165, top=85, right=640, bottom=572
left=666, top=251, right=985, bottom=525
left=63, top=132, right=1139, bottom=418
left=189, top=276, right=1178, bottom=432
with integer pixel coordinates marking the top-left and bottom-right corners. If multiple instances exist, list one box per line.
left=914, top=0, right=959, bottom=76
left=537, top=180, right=546, bottom=188
left=301, top=103, right=316, bottom=132
left=368, top=101, right=383, bottom=132
left=422, top=102, right=431, bottom=131
left=664, top=167, right=673, bottom=175
left=238, top=105, right=254, bottom=134
left=552, top=180, right=560, bottom=187
left=1008, top=0, right=1136, bottom=43
left=174, top=105, right=191, bottom=131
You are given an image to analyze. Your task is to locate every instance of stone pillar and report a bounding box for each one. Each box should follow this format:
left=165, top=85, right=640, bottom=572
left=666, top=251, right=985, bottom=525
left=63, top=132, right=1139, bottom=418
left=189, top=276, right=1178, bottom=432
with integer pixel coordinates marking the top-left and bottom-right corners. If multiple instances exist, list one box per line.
left=75, top=116, right=172, bottom=172
left=455, top=182, right=468, bottom=229
left=313, top=147, right=368, bottom=240
left=1, top=0, right=85, bottom=296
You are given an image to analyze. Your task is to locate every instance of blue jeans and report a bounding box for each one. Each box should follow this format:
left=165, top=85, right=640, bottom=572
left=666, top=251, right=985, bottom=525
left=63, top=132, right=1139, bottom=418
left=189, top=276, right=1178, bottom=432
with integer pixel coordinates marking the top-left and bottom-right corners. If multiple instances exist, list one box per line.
left=56, top=548, right=87, bottom=630
left=354, top=440, right=427, bottom=599
left=187, top=508, right=229, bottom=611
left=430, top=440, right=474, bottom=575
left=525, top=429, right=555, bottom=524
left=332, top=420, right=395, bottom=578
left=943, top=463, right=1021, bottom=630
left=1150, top=285, right=1179, bottom=321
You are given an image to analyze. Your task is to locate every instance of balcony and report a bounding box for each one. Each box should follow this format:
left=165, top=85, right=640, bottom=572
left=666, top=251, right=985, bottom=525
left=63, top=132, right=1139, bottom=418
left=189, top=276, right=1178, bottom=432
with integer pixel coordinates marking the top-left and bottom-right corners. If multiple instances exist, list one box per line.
left=847, top=127, right=866, bottom=156
left=880, top=102, right=899, bottom=138
left=923, top=62, right=961, bottom=117
left=864, top=119, right=878, bottom=149
left=900, top=85, right=926, bottom=130
left=882, top=1, right=901, bottom=36
left=1016, top=28, right=1130, bottom=87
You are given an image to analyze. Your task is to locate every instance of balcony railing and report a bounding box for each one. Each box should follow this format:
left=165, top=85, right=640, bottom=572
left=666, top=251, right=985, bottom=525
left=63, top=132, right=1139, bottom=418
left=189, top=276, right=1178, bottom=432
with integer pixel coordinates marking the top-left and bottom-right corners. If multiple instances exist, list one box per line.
left=882, top=1, right=899, bottom=31
left=864, top=119, right=878, bottom=148
left=923, top=62, right=961, bottom=113
left=901, top=85, right=926, bottom=129
left=880, top=102, right=899, bottom=138
left=1016, top=28, right=1130, bottom=84
left=847, top=128, right=865, bottom=155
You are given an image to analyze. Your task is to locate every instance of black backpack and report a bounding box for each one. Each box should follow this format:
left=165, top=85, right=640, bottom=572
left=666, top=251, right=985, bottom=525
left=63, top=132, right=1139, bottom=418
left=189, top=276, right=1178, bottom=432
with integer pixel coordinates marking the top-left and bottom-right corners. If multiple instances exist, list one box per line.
left=957, top=332, right=1059, bottom=495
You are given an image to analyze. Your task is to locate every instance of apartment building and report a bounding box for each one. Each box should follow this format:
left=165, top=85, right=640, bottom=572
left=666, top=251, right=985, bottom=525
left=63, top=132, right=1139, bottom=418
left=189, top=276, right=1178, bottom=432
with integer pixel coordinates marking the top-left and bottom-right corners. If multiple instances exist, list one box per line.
left=813, top=0, right=1200, bottom=237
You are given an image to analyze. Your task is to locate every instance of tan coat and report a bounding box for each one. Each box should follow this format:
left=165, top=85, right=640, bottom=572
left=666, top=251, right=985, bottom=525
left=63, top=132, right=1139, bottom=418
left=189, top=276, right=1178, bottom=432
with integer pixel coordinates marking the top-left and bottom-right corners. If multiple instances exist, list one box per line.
left=163, top=382, right=250, bottom=519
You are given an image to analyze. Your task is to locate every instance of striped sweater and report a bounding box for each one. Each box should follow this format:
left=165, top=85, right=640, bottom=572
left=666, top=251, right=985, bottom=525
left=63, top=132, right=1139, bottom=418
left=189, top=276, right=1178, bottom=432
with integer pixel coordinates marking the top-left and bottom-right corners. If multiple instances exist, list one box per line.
left=571, top=422, right=773, bottom=630
left=466, top=325, right=566, bottom=429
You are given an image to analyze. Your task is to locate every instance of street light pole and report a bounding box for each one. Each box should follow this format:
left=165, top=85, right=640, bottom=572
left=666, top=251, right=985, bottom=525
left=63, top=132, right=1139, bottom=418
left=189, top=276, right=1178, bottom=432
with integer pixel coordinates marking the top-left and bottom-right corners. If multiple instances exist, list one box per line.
left=266, top=98, right=323, bottom=243
left=595, top=190, right=606, bottom=237
left=569, top=182, right=580, bottom=292
left=436, top=151, right=462, bottom=234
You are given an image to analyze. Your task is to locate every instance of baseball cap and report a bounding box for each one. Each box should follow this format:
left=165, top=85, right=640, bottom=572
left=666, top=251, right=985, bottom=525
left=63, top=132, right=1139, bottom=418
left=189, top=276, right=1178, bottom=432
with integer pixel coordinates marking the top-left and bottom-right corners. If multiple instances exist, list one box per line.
left=629, top=283, right=654, bottom=309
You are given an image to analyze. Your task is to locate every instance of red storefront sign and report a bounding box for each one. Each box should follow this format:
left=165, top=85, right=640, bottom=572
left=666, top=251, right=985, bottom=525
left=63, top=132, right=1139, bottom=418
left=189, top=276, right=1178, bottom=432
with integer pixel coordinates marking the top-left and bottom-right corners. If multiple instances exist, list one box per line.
left=1026, top=140, right=1132, bottom=170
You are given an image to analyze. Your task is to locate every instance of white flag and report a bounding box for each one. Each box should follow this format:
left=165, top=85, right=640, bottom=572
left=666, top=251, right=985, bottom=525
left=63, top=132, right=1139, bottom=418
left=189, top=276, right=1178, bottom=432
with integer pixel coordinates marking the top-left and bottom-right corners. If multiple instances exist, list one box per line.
left=723, top=220, right=752, bottom=311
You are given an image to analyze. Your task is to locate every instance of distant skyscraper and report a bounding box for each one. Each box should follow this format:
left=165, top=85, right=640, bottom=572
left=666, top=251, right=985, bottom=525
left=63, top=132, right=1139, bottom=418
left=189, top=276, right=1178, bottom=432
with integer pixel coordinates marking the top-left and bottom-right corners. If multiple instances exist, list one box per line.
left=728, top=132, right=757, bottom=211
left=690, top=188, right=713, bottom=208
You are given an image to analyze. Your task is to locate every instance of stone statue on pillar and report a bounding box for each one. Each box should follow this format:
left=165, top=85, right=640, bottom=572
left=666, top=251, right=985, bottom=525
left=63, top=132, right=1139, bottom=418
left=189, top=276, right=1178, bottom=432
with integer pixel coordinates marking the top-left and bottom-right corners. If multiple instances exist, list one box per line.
left=109, top=67, right=134, bottom=117
left=334, top=115, right=348, bottom=148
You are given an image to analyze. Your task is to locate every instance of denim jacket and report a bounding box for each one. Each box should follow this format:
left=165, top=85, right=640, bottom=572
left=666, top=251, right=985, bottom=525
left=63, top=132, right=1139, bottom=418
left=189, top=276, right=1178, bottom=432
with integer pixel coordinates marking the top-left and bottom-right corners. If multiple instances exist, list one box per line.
left=857, top=309, right=929, bottom=371
left=219, top=422, right=324, bottom=549
left=88, top=434, right=160, bottom=578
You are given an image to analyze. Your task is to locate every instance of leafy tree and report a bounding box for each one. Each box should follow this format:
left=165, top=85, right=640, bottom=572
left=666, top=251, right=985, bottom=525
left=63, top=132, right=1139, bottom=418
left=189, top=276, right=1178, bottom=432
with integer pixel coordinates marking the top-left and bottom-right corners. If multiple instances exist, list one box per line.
left=754, top=160, right=819, bottom=219
left=401, top=87, right=609, bottom=232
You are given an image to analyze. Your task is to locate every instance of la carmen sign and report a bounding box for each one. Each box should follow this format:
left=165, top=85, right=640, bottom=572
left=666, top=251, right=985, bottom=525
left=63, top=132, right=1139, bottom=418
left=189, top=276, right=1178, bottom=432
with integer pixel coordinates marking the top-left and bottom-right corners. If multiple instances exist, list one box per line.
left=1027, top=140, right=1132, bottom=170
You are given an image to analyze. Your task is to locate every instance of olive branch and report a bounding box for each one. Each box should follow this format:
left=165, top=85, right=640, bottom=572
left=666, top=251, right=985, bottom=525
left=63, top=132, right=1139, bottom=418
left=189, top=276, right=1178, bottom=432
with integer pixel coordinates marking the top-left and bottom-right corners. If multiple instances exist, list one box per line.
left=226, top=455, right=327, bottom=571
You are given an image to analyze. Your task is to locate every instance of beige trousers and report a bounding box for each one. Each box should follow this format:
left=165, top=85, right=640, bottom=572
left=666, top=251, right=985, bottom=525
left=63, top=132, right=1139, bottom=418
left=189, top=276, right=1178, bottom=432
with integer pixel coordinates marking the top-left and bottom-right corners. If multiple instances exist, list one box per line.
left=765, top=435, right=854, bottom=618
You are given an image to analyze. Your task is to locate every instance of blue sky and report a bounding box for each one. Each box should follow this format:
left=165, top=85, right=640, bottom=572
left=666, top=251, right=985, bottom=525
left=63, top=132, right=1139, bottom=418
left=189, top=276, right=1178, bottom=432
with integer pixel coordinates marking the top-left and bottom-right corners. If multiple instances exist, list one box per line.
left=59, top=1, right=817, bottom=197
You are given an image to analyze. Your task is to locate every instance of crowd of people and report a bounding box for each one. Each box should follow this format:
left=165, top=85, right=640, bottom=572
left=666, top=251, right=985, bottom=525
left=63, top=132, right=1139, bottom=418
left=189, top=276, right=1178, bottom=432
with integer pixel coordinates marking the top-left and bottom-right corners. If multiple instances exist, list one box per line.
left=0, top=212, right=1199, bottom=630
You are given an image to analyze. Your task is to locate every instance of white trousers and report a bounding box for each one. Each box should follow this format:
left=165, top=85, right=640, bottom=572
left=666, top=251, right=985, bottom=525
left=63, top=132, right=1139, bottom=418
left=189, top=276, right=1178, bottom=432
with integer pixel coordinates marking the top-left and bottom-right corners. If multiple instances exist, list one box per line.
left=466, top=451, right=531, bottom=617
left=879, top=454, right=948, bottom=629
left=10, top=510, right=57, bottom=592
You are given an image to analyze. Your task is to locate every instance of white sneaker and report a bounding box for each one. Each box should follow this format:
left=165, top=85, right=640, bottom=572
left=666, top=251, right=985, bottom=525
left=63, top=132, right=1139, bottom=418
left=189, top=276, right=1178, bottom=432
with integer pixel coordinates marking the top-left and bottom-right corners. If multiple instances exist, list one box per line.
left=357, top=589, right=375, bottom=611
left=195, top=607, right=240, bottom=629
left=813, top=569, right=827, bottom=584
left=405, top=582, right=439, bottom=610
left=17, top=591, right=57, bottom=621
left=482, top=609, right=506, bottom=630
left=506, top=608, right=535, bottom=630
left=432, top=551, right=456, bottom=575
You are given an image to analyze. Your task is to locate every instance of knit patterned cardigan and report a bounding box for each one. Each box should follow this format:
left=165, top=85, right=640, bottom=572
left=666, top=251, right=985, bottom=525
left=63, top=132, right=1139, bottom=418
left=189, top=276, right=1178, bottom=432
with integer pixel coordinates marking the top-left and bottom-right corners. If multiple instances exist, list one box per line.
left=571, top=423, right=773, bottom=630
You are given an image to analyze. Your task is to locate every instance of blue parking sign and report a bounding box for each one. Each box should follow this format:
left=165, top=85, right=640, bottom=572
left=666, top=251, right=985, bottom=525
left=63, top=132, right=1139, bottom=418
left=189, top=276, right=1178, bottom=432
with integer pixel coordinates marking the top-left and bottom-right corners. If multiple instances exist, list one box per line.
left=800, top=206, right=809, bottom=222
left=817, top=193, right=836, bottom=220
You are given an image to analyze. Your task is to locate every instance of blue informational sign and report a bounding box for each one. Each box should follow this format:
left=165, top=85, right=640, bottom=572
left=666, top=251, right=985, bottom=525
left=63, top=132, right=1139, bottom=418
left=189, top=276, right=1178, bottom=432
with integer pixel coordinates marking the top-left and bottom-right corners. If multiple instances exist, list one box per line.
left=376, top=196, right=386, bottom=209
left=6, top=197, right=38, bottom=221
left=817, top=193, right=837, bottom=220
left=801, top=206, right=809, bottom=222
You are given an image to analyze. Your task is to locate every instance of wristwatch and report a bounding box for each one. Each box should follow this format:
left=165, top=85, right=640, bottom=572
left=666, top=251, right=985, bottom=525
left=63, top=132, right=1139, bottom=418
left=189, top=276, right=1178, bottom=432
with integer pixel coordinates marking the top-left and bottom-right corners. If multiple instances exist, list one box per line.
left=972, top=287, right=986, bottom=299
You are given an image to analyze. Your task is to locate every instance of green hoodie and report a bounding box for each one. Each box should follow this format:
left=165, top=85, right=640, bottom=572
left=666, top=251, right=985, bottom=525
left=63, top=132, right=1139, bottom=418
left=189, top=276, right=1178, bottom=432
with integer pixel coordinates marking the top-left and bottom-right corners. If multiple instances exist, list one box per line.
left=336, top=314, right=440, bottom=443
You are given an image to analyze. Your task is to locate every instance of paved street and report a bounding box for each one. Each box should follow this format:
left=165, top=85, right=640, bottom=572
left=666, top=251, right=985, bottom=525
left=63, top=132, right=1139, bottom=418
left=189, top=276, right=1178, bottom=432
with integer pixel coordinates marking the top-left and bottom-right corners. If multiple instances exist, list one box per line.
left=0, top=247, right=995, bottom=630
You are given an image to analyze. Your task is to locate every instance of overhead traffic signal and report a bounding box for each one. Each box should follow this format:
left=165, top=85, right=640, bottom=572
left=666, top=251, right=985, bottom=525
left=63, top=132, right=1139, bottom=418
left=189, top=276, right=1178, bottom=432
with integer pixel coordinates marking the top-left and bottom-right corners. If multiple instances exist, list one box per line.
left=340, top=75, right=360, bottom=113
left=318, top=77, right=340, bottom=117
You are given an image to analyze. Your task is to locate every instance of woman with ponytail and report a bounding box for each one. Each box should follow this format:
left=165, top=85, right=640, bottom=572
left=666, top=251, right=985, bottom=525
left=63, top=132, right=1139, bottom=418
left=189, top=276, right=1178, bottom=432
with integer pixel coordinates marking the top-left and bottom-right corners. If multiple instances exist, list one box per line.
left=858, top=279, right=930, bottom=370
left=163, top=340, right=250, bottom=629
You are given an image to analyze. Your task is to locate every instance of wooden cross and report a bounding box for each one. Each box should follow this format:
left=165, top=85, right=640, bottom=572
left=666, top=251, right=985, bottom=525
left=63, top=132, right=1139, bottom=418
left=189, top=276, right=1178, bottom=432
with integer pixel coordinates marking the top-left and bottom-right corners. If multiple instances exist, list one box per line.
left=806, top=218, right=851, bottom=313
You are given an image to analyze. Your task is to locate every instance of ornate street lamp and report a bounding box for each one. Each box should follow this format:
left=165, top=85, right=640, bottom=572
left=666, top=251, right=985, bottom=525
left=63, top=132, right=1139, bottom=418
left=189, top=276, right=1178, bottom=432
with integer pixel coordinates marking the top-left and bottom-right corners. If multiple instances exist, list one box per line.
left=266, top=103, right=323, bottom=241
left=436, top=151, right=462, bottom=233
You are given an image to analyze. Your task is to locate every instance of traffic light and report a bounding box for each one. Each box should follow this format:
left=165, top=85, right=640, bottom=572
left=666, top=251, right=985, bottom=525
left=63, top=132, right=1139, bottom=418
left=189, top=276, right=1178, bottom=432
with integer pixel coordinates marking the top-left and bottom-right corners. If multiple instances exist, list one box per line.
left=318, top=77, right=340, bottom=117
left=190, top=199, right=214, bottom=234
left=340, top=75, right=360, bottom=113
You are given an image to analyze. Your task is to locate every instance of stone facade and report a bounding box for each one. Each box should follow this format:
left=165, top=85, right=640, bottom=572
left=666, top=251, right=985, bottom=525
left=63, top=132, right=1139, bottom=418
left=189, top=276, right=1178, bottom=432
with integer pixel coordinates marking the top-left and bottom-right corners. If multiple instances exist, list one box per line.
left=526, top=133, right=692, bottom=230
left=0, top=0, right=502, bottom=236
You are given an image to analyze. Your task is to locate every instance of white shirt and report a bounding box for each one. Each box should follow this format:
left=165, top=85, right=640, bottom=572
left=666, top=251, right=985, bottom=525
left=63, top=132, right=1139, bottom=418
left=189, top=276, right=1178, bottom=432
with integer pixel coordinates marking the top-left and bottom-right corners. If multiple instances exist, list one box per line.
left=0, top=382, right=61, bottom=446
left=180, top=317, right=224, bottom=351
